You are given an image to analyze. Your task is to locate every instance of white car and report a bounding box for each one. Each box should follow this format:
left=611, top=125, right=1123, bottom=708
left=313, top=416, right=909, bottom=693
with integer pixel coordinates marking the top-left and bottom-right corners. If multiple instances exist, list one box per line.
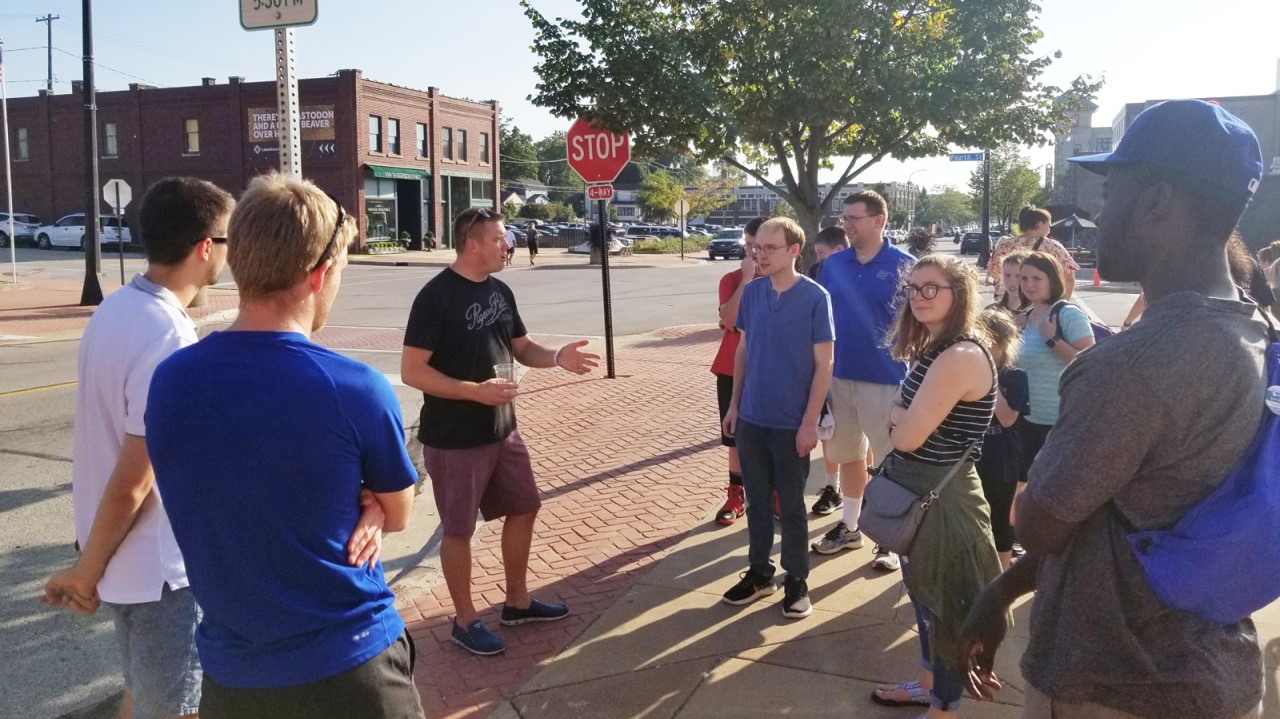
left=0, top=212, right=42, bottom=247
left=33, top=214, right=131, bottom=250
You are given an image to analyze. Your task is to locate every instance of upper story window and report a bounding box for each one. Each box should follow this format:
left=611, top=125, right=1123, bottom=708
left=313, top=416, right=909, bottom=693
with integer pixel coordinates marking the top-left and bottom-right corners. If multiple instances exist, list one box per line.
left=1095, top=137, right=1112, bottom=153
left=442, top=128, right=453, bottom=160
left=480, top=132, right=490, bottom=164
left=184, top=118, right=199, bottom=153
left=102, top=122, right=118, bottom=157
left=369, top=116, right=382, bottom=153
left=16, top=128, right=29, bottom=160
left=416, top=123, right=427, bottom=158
left=387, top=118, right=400, bottom=155
left=457, top=130, right=468, bottom=162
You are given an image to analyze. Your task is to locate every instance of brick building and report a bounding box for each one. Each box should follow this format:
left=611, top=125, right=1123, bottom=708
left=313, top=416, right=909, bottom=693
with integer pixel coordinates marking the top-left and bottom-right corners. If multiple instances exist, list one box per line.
left=2, top=69, right=500, bottom=251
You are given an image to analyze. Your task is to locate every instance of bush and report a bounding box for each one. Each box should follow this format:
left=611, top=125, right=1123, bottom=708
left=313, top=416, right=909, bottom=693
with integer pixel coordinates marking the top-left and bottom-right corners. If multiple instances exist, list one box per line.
left=364, top=239, right=406, bottom=255
left=630, top=236, right=710, bottom=254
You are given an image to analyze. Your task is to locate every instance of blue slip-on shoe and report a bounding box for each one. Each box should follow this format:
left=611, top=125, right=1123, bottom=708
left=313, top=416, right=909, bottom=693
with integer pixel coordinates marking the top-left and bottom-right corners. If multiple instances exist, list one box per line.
left=500, top=597, right=570, bottom=626
left=451, top=618, right=505, bottom=656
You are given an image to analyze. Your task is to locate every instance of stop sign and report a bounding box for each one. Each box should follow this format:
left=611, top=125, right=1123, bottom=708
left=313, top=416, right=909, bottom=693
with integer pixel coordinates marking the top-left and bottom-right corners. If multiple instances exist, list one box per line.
left=566, top=118, right=631, bottom=184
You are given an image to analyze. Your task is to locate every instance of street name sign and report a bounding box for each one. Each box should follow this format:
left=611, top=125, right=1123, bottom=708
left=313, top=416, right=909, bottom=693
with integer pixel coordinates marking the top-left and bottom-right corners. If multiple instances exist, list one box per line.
left=240, top=0, right=318, bottom=31
left=950, top=152, right=985, bottom=162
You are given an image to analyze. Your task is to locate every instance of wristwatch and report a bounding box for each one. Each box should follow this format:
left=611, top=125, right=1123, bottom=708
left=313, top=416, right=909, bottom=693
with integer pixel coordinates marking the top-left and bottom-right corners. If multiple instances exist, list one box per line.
left=1045, top=337, right=1058, bottom=349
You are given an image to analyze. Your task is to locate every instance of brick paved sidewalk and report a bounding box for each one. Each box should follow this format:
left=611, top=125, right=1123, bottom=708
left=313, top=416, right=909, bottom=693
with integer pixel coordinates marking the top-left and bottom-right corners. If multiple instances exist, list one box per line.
left=0, top=276, right=238, bottom=340
left=403, top=325, right=727, bottom=719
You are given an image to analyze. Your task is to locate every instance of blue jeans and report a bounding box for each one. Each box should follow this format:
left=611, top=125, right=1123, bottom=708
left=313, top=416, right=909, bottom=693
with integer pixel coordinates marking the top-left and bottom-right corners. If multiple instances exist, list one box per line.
left=901, top=557, right=965, bottom=711
left=736, top=420, right=810, bottom=581
left=103, top=584, right=203, bottom=719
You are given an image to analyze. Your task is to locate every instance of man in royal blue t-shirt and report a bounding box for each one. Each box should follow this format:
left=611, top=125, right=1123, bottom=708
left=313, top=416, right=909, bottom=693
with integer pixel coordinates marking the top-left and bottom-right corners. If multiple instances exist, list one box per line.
left=146, top=173, right=424, bottom=719
left=814, top=190, right=914, bottom=571
left=401, top=207, right=599, bottom=656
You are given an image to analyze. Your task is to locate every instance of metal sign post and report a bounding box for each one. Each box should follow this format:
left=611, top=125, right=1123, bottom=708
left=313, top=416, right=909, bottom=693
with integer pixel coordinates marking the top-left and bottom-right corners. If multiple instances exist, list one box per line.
left=275, top=28, right=301, bottom=178
left=1, top=38, right=15, bottom=286
left=103, top=178, right=131, bottom=284
left=597, top=198, right=614, bottom=378
left=79, top=0, right=102, bottom=305
left=950, top=150, right=991, bottom=264
left=673, top=198, right=690, bottom=260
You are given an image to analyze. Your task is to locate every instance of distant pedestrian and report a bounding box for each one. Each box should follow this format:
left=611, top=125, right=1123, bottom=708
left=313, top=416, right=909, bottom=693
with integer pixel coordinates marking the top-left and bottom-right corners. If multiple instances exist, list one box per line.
left=871, top=254, right=1001, bottom=716
left=806, top=225, right=849, bottom=517
left=990, top=250, right=1031, bottom=326
left=986, top=206, right=1080, bottom=298
left=145, top=173, right=422, bottom=718
left=41, top=177, right=234, bottom=719
left=959, top=98, right=1269, bottom=719
left=401, top=207, right=599, bottom=656
left=721, top=217, right=834, bottom=619
left=711, top=216, right=766, bottom=526
left=526, top=221, right=540, bottom=265
left=813, top=190, right=915, bottom=572
left=504, top=225, right=517, bottom=266
left=1228, top=232, right=1275, bottom=314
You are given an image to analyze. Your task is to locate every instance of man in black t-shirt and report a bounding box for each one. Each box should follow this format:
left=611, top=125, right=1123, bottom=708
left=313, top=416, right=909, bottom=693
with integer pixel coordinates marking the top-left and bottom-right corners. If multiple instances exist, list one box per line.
left=401, top=208, right=599, bottom=656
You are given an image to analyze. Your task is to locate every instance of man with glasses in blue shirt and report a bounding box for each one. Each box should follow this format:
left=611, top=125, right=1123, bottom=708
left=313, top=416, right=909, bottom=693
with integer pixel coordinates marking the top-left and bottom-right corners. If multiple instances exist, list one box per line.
left=812, top=191, right=914, bottom=571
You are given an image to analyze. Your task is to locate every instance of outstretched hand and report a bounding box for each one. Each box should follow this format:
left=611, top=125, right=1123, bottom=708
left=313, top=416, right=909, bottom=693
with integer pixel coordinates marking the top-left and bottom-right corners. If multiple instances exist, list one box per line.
left=555, top=340, right=600, bottom=375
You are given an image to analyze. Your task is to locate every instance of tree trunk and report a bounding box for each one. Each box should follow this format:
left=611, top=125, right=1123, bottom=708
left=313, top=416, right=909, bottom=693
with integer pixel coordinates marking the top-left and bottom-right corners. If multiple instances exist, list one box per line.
left=793, top=199, right=824, bottom=274
left=589, top=247, right=602, bottom=265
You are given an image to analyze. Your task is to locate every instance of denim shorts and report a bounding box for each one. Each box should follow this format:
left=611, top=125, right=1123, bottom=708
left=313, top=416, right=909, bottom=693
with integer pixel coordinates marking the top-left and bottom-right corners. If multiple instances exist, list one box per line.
left=102, top=584, right=202, bottom=719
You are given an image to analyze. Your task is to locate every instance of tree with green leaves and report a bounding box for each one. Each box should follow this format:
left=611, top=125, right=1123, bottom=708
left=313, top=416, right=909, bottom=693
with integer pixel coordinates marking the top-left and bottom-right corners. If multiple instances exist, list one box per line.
left=500, top=120, right=540, bottom=184
left=968, top=145, right=1044, bottom=230
left=916, top=186, right=976, bottom=228
left=523, top=0, right=1097, bottom=240
left=637, top=171, right=683, bottom=223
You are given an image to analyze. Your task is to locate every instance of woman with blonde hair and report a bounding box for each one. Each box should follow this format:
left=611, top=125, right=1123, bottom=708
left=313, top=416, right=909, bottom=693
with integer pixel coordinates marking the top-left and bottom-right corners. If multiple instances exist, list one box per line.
left=870, top=255, right=1003, bottom=719
left=974, top=309, right=1029, bottom=569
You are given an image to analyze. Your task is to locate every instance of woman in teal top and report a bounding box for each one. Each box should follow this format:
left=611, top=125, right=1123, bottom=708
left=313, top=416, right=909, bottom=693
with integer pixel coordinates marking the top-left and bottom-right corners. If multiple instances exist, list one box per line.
left=1016, top=252, right=1095, bottom=476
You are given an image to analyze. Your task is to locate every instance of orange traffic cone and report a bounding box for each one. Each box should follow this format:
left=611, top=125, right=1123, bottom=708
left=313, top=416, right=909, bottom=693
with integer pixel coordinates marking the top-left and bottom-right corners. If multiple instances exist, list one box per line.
left=1093, top=269, right=1101, bottom=287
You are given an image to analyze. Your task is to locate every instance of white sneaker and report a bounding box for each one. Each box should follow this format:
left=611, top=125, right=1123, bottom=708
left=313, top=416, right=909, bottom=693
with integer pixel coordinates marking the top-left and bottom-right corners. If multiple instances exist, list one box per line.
left=871, top=546, right=900, bottom=571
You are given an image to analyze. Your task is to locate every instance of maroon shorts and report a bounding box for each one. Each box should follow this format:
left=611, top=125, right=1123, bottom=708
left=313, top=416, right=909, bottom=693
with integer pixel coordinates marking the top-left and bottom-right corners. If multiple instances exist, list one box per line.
left=423, top=430, right=541, bottom=538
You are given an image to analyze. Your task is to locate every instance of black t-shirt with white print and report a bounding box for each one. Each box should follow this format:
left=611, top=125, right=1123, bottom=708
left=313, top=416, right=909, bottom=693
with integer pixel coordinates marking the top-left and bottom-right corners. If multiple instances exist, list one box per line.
left=404, top=268, right=528, bottom=449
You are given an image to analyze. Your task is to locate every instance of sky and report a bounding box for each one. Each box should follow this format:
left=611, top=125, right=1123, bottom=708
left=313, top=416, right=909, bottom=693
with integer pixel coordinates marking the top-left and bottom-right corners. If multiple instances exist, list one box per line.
left=2, top=0, right=1279, bottom=193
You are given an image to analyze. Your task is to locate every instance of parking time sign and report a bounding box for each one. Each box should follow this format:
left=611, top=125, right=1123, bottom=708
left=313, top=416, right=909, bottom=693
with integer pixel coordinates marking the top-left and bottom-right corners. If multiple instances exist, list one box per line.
left=240, top=0, right=318, bottom=31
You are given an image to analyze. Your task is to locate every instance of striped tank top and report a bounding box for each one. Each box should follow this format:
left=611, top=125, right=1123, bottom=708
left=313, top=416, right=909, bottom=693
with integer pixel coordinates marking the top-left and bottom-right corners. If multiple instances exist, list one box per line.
left=894, top=337, right=996, bottom=466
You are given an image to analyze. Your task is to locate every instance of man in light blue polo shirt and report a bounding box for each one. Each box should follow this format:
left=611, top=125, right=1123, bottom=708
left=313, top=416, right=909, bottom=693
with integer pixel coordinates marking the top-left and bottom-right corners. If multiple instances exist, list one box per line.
left=814, top=190, right=914, bottom=571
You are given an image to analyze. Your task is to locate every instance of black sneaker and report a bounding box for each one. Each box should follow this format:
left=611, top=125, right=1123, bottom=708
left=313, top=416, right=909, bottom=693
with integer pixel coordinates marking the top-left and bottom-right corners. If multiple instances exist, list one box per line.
left=722, top=568, right=776, bottom=606
left=781, top=576, right=812, bottom=619
left=810, top=485, right=844, bottom=515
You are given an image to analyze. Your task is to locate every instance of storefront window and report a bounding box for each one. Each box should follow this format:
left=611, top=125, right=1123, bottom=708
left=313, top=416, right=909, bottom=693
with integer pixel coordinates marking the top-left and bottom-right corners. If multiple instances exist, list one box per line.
left=363, top=177, right=397, bottom=241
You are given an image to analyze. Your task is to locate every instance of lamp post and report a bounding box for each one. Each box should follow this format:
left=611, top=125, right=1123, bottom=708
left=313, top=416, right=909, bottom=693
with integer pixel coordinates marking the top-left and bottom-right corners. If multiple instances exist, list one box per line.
left=906, top=169, right=927, bottom=229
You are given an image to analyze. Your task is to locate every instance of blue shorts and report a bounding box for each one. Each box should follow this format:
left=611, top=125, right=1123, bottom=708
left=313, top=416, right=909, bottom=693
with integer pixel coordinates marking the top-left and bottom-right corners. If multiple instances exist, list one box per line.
left=103, top=584, right=202, bottom=719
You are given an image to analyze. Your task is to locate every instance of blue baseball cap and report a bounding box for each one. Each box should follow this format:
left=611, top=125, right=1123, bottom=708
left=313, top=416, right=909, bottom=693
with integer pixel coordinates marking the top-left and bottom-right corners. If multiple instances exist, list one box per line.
left=1069, top=99, right=1263, bottom=201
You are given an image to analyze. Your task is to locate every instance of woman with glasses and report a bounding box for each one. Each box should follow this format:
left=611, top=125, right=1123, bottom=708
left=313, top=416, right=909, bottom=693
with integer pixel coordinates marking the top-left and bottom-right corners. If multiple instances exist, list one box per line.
left=870, top=255, right=1002, bottom=719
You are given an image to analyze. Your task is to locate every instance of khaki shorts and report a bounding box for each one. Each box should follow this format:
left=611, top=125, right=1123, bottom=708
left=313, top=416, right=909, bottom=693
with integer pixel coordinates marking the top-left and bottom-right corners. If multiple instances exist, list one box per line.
left=826, top=378, right=897, bottom=465
left=1023, top=686, right=1261, bottom=719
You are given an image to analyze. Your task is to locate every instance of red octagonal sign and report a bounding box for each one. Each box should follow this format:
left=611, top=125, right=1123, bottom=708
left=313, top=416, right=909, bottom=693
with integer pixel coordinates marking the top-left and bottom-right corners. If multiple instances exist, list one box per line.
left=566, top=118, right=631, bottom=185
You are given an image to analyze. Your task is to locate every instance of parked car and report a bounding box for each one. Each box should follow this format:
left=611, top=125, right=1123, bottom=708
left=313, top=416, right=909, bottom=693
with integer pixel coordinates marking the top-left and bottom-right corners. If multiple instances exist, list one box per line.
left=33, top=214, right=131, bottom=250
left=707, top=228, right=747, bottom=260
left=959, top=232, right=984, bottom=255
left=0, top=212, right=42, bottom=247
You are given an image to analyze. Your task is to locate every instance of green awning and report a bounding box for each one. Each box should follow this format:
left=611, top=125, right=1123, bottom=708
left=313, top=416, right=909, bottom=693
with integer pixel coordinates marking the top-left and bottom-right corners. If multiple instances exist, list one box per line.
left=367, top=164, right=431, bottom=181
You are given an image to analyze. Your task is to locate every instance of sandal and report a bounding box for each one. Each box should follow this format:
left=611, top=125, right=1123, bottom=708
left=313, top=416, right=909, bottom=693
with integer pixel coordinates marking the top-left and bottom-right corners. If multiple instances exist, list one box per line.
left=871, top=680, right=931, bottom=707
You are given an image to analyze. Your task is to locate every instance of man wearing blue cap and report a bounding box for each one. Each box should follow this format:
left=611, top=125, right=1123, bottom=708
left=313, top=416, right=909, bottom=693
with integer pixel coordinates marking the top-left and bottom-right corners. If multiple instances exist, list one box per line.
left=956, top=99, right=1268, bottom=718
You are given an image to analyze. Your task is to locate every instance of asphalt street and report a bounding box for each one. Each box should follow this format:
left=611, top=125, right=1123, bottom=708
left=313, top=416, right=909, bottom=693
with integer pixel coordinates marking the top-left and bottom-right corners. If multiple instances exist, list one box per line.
left=0, top=243, right=1137, bottom=719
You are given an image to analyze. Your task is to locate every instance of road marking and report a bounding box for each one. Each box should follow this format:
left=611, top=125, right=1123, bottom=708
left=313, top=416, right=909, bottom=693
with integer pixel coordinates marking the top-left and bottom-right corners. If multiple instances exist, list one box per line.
left=0, top=380, right=77, bottom=398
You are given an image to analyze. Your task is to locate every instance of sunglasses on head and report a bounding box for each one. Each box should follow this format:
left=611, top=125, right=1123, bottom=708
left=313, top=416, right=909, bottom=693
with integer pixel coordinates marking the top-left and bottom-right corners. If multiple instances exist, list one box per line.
left=310, top=194, right=348, bottom=273
left=457, top=208, right=496, bottom=243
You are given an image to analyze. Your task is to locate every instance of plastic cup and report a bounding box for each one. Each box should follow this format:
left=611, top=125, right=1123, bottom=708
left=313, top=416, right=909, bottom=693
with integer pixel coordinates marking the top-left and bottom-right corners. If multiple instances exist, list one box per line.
left=494, top=363, right=517, bottom=384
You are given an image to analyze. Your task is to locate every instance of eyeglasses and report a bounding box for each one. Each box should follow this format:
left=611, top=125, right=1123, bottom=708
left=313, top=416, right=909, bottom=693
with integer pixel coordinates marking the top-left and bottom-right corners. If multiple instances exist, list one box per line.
left=841, top=213, right=882, bottom=224
left=310, top=194, right=347, bottom=273
left=457, top=207, right=496, bottom=244
left=901, top=283, right=955, bottom=300
left=209, top=236, right=228, bottom=244
left=755, top=243, right=792, bottom=255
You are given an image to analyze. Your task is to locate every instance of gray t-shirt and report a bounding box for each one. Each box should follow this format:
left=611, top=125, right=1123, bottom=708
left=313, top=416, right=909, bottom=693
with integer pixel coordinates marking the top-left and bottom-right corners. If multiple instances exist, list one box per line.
left=1021, top=291, right=1269, bottom=719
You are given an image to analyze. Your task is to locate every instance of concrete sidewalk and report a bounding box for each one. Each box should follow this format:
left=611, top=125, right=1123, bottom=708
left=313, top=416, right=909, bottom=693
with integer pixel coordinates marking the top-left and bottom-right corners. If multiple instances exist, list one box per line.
left=349, top=247, right=708, bottom=270
left=408, top=325, right=1280, bottom=719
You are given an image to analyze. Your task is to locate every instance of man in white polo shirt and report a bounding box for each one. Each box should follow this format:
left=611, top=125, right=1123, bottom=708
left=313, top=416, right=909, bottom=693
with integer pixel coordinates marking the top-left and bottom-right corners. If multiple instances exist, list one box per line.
left=42, top=177, right=234, bottom=719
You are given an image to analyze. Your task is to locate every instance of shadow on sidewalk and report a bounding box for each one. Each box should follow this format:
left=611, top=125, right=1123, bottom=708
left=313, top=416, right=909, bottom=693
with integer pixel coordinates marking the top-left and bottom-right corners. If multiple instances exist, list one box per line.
left=537, top=438, right=721, bottom=505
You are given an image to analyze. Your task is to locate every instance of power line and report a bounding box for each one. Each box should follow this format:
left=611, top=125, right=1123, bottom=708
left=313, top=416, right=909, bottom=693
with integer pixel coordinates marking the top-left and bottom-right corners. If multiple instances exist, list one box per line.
left=51, top=46, right=164, bottom=87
